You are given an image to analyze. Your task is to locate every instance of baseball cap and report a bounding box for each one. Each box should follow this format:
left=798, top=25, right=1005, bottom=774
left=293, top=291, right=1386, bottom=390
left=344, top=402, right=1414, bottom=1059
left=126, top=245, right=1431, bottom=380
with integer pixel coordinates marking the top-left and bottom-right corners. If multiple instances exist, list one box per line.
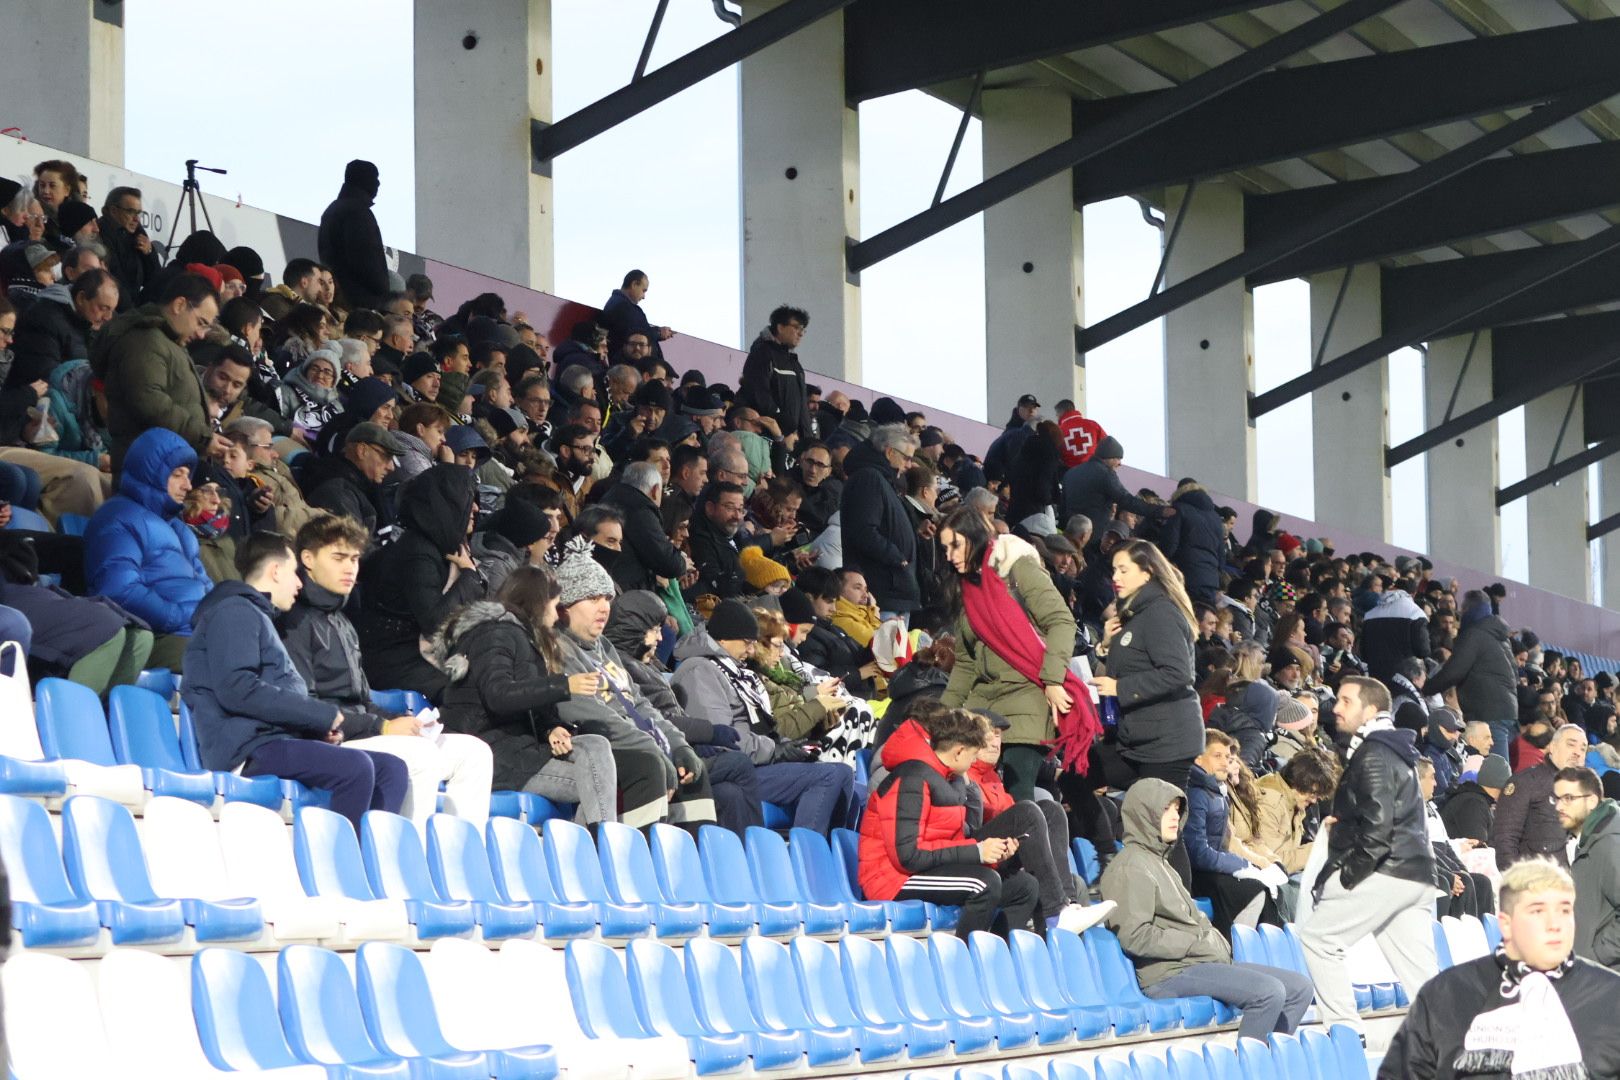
left=346, top=422, right=406, bottom=455
left=1017, top=393, right=1041, bottom=408
left=978, top=710, right=1013, bottom=731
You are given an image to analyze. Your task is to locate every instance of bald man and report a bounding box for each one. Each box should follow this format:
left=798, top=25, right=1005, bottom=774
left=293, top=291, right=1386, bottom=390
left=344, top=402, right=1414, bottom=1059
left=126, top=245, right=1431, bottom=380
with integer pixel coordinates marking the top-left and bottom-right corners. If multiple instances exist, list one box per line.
left=1492, top=723, right=1589, bottom=869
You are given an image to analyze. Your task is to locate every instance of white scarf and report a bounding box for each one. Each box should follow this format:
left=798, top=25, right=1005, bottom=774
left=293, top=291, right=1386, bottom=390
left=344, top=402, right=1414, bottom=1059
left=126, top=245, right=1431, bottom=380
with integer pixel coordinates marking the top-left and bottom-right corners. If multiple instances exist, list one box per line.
left=1347, top=712, right=1396, bottom=758
left=1454, top=950, right=1585, bottom=1079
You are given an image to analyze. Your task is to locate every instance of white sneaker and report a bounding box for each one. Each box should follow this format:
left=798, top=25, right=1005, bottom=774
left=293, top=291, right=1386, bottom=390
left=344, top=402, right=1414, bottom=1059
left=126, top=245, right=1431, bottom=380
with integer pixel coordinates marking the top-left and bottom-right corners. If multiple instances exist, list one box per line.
left=1057, top=900, right=1115, bottom=935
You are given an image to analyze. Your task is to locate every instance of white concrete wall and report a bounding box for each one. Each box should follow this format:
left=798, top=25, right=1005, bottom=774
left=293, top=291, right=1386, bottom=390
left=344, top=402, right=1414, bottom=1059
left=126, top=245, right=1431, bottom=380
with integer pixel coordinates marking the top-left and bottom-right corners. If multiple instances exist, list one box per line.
left=1525, top=387, right=1592, bottom=602
left=1425, top=331, right=1501, bottom=575
left=5, top=1, right=124, bottom=163
left=1311, top=264, right=1391, bottom=541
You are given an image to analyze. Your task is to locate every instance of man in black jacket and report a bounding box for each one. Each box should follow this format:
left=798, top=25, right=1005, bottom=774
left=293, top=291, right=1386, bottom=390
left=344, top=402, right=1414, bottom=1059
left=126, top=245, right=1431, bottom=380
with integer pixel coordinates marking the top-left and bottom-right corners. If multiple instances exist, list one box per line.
left=685, top=481, right=750, bottom=599
left=10, top=268, right=117, bottom=384
left=304, top=423, right=400, bottom=535
left=1059, top=436, right=1162, bottom=548
left=1380, top=859, right=1620, bottom=1079
left=1298, top=675, right=1437, bottom=1033
left=1425, top=590, right=1520, bottom=758
left=598, top=461, right=691, bottom=592
left=1493, top=722, right=1587, bottom=869
left=1440, top=753, right=1511, bottom=844
left=738, top=304, right=812, bottom=449
left=98, top=186, right=160, bottom=311
left=317, top=160, right=389, bottom=312
left=839, top=425, right=920, bottom=619
left=1156, top=482, right=1223, bottom=606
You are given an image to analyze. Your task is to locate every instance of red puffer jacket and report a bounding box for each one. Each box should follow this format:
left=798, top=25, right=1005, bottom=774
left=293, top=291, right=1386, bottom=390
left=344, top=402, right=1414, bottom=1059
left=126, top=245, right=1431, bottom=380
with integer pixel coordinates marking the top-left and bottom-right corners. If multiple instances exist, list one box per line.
left=968, top=759, right=1015, bottom=821
left=858, top=719, right=982, bottom=900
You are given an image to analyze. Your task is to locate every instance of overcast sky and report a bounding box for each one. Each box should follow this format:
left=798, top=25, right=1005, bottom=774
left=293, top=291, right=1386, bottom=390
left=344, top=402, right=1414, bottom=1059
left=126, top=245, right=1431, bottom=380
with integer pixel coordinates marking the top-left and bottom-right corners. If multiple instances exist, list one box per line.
left=122, top=0, right=1541, bottom=579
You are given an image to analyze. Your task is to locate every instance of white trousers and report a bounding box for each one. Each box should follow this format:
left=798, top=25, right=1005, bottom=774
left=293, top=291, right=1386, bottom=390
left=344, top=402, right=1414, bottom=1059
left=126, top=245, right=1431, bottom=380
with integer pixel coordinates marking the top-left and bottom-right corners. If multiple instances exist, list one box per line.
left=344, top=733, right=494, bottom=827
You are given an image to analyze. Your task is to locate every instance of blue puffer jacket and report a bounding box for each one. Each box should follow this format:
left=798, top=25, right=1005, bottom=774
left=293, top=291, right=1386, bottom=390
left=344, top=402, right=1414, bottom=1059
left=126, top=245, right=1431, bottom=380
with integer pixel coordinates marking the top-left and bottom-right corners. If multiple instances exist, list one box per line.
left=84, top=427, right=211, bottom=634
left=182, top=580, right=336, bottom=772
left=1185, top=762, right=1247, bottom=875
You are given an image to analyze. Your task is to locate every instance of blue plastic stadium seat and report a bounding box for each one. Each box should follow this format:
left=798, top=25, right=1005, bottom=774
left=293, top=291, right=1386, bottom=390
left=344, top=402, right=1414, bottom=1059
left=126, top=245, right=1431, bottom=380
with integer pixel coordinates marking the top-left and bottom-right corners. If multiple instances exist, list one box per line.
left=359, top=811, right=480, bottom=940
left=1329, top=1023, right=1373, bottom=1080
left=597, top=822, right=706, bottom=940
left=277, top=945, right=431, bottom=1077
left=482, top=816, right=598, bottom=941
left=1298, top=1029, right=1343, bottom=1080
left=134, top=667, right=179, bottom=701
left=35, top=678, right=149, bottom=802
left=930, top=932, right=1068, bottom=1047
left=1481, top=912, right=1503, bottom=951
left=521, top=792, right=573, bottom=824
left=761, top=801, right=791, bottom=829
left=488, top=791, right=526, bottom=819
left=743, top=825, right=849, bottom=936
left=543, top=818, right=653, bottom=939
left=1133, top=1053, right=1175, bottom=1080
left=425, top=813, right=539, bottom=940
left=568, top=939, right=742, bottom=1074
left=171, top=700, right=294, bottom=811
left=1237, top=1037, right=1281, bottom=1080
left=648, top=822, right=756, bottom=939
left=680, top=936, right=821, bottom=1069
left=698, top=824, right=801, bottom=937
left=357, top=941, right=558, bottom=1079
left=107, top=686, right=217, bottom=806
left=734, top=936, right=861, bottom=1067
left=885, top=933, right=1005, bottom=1055
left=0, top=752, right=68, bottom=798
left=1018, top=927, right=1145, bottom=1036
left=1079, top=928, right=1207, bottom=1030
left=622, top=938, right=761, bottom=1073
left=840, top=935, right=957, bottom=1059
left=1094, top=1058, right=1134, bottom=1080
left=0, top=794, right=102, bottom=948
left=1048, top=1062, right=1090, bottom=1080
left=369, top=689, right=411, bottom=716
left=1269, top=1032, right=1313, bottom=1077
left=1203, top=1043, right=1243, bottom=1080
left=971, top=930, right=1105, bottom=1042
left=1231, top=923, right=1265, bottom=965
left=829, top=826, right=931, bottom=933
left=1165, top=1045, right=1214, bottom=1080
left=791, top=935, right=912, bottom=1063
left=1070, top=838, right=1101, bottom=886
left=1433, top=920, right=1454, bottom=970
left=62, top=795, right=258, bottom=944
left=789, top=826, right=891, bottom=934
left=191, top=948, right=326, bottom=1074
left=1004, top=1067, right=1046, bottom=1080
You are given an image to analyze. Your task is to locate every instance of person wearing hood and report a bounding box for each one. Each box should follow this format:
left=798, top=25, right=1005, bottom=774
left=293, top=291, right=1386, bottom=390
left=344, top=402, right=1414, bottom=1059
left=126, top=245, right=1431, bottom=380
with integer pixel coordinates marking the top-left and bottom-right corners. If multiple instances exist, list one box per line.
left=1551, top=766, right=1620, bottom=967
left=317, top=160, right=389, bottom=311
left=1426, top=589, right=1521, bottom=759
left=1422, top=706, right=1467, bottom=798
left=1155, top=481, right=1224, bottom=607
left=604, top=589, right=765, bottom=835
left=1298, top=675, right=1437, bottom=1032
left=857, top=710, right=1040, bottom=940
left=840, top=424, right=921, bottom=618
left=354, top=463, right=485, bottom=701
left=84, top=427, right=213, bottom=670
left=738, top=304, right=813, bottom=448
left=94, top=271, right=225, bottom=474
left=670, top=601, right=856, bottom=835
left=283, top=514, right=493, bottom=826
left=551, top=540, right=718, bottom=828
left=387, top=402, right=453, bottom=496
left=1493, top=722, right=1587, bottom=871
left=277, top=344, right=344, bottom=442
left=469, top=499, right=552, bottom=595
left=305, top=422, right=401, bottom=536
left=1099, top=778, right=1315, bottom=1043
left=1058, top=435, right=1161, bottom=545
left=1360, top=581, right=1431, bottom=684
left=982, top=394, right=1040, bottom=487
left=1393, top=860, right=1620, bottom=1080
left=184, top=533, right=406, bottom=831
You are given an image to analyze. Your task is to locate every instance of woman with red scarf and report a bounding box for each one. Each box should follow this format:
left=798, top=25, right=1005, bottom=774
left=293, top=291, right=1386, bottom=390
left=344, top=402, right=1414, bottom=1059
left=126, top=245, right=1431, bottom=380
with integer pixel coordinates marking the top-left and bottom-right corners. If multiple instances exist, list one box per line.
left=936, top=506, right=1098, bottom=801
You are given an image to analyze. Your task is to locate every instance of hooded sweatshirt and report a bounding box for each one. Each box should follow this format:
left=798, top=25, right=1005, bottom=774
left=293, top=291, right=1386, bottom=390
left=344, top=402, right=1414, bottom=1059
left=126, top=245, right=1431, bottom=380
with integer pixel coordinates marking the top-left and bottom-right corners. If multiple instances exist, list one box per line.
left=670, top=630, right=779, bottom=764
left=1572, top=797, right=1620, bottom=967
left=857, top=718, right=984, bottom=901
left=1360, top=588, right=1431, bottom=682
left=1099, top=778, right=1231, bottom=987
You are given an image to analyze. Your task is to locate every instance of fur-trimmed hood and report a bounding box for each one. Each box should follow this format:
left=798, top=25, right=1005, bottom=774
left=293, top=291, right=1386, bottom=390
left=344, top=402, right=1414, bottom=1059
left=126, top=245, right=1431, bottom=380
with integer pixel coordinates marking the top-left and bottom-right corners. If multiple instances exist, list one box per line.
left=428, top=600, right=525, bottom=681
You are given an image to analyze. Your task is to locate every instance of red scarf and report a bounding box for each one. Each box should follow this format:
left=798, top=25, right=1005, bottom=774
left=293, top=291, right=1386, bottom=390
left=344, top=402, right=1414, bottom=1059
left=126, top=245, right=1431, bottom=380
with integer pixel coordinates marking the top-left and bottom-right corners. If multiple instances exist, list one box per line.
left=961, top=547, right=1099, bottom=773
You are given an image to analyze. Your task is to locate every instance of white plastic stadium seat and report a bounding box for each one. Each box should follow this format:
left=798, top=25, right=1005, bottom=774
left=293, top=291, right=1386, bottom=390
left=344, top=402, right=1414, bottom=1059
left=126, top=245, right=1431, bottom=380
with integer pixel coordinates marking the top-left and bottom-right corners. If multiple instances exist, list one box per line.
left=1445, top=914, right=1491, bottom=964
left=4, top=951, right=120, bottom=1078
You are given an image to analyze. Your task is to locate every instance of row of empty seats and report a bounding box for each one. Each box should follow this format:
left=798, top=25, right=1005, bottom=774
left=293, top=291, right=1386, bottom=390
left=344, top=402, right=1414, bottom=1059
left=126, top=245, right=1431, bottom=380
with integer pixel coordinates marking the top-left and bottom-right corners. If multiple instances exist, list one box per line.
left=8, top=922, right=1244, bottom=1080
left=2, top=792, right=974, bottom=952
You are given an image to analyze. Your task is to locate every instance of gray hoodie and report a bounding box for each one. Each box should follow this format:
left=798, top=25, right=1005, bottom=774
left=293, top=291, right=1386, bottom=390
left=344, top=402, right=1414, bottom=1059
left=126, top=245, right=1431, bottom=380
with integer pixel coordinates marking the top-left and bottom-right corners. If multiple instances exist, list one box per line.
left=1099, top=778, right=1232, bottom=987
left=554, top=628, right=700, bottom=789
left=670, top=630, right=778, bottom=764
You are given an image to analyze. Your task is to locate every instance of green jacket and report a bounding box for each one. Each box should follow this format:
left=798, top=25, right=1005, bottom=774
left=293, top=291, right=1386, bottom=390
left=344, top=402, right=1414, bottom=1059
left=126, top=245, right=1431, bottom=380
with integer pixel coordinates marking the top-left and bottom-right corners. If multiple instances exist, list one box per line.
left=95, top=304, right=211, bottom=473
left=759, top=667, right=833, bottom=741
left=1100, top=778, right=1232, bottom=988
left=940, top=550, right=1076, bottom=746
left=1573, top=798, right=1620, bottom=967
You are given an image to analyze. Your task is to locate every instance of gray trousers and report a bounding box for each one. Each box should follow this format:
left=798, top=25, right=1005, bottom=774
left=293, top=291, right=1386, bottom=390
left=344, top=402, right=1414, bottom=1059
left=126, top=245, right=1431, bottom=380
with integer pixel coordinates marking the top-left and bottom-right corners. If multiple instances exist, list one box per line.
left=523, top=733, right=621, bottom=825
left=1298, top=870, right=1437, bottom=1030
left=1143, top=962, right=1314, bottom=1043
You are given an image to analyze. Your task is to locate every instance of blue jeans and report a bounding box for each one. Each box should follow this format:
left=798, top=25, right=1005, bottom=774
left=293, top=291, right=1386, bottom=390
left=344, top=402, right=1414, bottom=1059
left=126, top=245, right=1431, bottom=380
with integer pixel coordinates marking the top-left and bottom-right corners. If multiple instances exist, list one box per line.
left=243, top=738, right=408, bottom=831
left=754, top=761, right=854, bottom=835
left=1487, top=718, right=1517, bottom=762
left=1144, top=962, right=1314, bottom=1042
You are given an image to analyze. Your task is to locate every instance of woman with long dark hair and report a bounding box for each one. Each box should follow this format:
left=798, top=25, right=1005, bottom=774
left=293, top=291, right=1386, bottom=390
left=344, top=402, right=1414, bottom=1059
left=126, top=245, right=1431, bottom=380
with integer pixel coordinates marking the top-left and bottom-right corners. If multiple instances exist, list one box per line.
left=936, top=505, right=1097, bottom=801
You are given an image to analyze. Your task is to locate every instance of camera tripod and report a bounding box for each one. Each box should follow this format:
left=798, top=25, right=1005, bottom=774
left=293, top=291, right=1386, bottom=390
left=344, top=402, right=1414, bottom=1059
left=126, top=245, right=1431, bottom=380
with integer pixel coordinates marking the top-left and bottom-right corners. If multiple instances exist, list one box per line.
left=162, top=158, right=227, bottom=261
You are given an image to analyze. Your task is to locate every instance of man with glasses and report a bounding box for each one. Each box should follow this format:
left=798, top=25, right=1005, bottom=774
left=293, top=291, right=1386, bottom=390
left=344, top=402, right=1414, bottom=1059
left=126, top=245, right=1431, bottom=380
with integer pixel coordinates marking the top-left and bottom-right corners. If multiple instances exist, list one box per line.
left=225, top=417, right=316, bottom=535
left=792, top=440, right=842, bottom=536
left=98, top=186, right=159, bottom=311
left=1556, top=765, right=1620, bottom=966
left=1495, top=722, right=1587, bottom=870
left=739, top=303, right=814, bottom=450
left=839, top=424, right=921, bottom=623
left=551, top=422, right=599, bottom=504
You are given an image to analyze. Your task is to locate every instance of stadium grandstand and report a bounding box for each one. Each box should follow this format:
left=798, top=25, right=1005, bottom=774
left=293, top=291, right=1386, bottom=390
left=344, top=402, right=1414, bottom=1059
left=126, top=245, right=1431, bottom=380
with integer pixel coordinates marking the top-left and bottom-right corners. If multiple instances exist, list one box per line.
left=5, top=1, right=1620, bottom=1078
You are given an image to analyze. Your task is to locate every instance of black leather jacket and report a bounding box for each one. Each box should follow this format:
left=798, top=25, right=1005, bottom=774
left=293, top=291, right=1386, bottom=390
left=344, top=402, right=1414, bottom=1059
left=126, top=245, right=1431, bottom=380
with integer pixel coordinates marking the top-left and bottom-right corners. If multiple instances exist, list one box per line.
left=1316, top=720, right=1435, bottom=896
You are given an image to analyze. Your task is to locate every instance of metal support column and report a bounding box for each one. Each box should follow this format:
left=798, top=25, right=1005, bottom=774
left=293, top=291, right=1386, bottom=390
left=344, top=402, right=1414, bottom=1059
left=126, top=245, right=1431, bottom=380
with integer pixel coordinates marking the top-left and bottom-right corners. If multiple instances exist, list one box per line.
left=1525, top=388, right=1593, bottom=601
left=1311, top=264, right=1390, bottom=541
left=1425, top=332, right=1500, bottom=574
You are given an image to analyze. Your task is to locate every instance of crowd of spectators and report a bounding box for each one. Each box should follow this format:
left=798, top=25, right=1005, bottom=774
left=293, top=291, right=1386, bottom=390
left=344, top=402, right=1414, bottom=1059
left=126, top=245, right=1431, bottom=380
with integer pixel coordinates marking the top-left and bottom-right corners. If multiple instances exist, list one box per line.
left=12, top=153, right=1620, bottom=1047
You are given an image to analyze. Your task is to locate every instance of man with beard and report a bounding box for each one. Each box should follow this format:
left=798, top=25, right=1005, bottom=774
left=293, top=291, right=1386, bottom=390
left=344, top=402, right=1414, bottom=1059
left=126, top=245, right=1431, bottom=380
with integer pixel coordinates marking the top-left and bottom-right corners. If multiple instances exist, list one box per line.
left=549, top=422, right=599, bottom=509
left=1493, top=723, right=1587, bottom=869
left=686, top=481, right=750, bottom=600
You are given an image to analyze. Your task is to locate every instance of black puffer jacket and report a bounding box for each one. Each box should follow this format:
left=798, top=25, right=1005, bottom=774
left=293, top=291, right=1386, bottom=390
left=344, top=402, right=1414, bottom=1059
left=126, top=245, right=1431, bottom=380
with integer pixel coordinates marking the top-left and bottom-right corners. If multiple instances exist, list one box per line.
left=798, top=618, right=875, bottom=698
left=1316, top=721, right=1434, bottom=896
left=1424, top=609, right=1518, bottom=725
left=1381, top=954, right=1620, bottom=1080
left=1156, top=487, right=1224, bottom=605
left=599, top=482, right=687, bottom=592
left=1005, top=431, right=1063, bottom=526
left=279, top=574, right=385, bottom=738
left=317, top=172, right=389, bottom=311
left=1102, top=580, right=1204, bottom=766
left=738, top=329, right=813, bottom=443
left=10, top=286, right=90, bottom=384
left=433, top=601, right=571, bottom=792
left=839, top=440, right=919, bottom=614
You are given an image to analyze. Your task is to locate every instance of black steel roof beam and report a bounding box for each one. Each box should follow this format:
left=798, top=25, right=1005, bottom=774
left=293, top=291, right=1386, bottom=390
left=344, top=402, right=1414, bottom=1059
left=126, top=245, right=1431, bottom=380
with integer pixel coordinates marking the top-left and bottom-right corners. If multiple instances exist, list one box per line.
left=1496, top=436, right=1620, bottom=507
left=843, top=0, right=1292, bottom=103
left=1082, top=87, right=1615, bottom=355
left=1248, top=224, right=1620, bottom=418
left=1588, top=511, right=1620, bottom=543
left=1245, top=141, right=1620, bottom=286
left=1385, top=312, right=1620, bottom=468
left=531, top=0, right=854, bottom=164
left=1069, top=17, right=1620, bottom=205
left=1382, top=246, right=1620, bottom=339
left=845, top=0, right=1403, bottom=275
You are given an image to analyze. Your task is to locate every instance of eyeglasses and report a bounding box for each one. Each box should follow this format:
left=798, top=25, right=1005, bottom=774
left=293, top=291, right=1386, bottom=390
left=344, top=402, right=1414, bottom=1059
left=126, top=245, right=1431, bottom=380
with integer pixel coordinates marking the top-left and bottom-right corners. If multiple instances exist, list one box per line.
left=803, top=459, right=831, bottom=471
left=249, top=441, right=274, bottom=451
left=0, top=327, right=14, bottom=342
left=1551, top=794, right=1596, bottom=807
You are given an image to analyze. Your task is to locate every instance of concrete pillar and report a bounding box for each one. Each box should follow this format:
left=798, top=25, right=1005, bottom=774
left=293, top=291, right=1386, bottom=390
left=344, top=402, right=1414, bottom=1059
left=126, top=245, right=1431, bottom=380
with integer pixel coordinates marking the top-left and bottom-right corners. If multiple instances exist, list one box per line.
left=6, top=1, right=124, bottom=162
left=1524, top=387, right=1592, bottom=602
left=1425, top=331, right=1501, bottom=575
left=1602, top=461, right=1620, bottom=609
left=414, top=0, right=553, bottom=290
left=740, top=1, right=860, bottom=381
left=1310, top=264, right=1391, bottom=541
left=981, top=88, right=1084, bottom=420
left=1162, top=182, right=1256, bottom=500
